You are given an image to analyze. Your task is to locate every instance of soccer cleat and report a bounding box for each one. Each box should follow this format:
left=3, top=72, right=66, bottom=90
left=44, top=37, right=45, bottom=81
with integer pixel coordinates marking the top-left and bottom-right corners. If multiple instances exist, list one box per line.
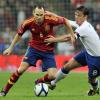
left=35, top=79, right=50, bottom=85
left=0, top=91, right=7, bottom=97
left=35, top=79, right=42, bottom=85
left=35, top=79, right=56, bottom=90
left=87, top=88, right=99, bottom=96
left=48, top=84, right=56, bottom=90
left=35, top=80, right=39, bottom=85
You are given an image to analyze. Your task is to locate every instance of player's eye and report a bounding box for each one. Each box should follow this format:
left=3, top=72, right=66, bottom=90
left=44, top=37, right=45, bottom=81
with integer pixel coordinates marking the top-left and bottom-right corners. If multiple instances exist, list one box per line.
left=36, top=14, right=43, bottom=16
left=36, top=14, right=39, bottom=16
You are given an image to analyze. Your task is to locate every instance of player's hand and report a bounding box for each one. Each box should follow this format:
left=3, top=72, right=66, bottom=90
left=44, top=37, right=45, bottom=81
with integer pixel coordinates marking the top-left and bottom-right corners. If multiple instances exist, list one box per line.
left=44, top=35, right=56, bottom=45
left=45, top=35, right=56, bottom=43
left=3, top=47, right=13, bottom=55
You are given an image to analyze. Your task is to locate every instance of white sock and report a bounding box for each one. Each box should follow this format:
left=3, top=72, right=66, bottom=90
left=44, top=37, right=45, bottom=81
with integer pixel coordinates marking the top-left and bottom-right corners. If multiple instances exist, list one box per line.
left=51, top=69, right=67, bottom=86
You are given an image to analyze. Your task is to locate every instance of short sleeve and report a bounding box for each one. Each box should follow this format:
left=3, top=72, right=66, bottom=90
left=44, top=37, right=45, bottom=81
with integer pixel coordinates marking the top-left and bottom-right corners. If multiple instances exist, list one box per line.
left=46, top=15, right=66, bottom=26
left=68, top=20, right=79, bottom=28
left=75, top=26, right=87, bottom=37
left=17, top=21, right=28, bottom=36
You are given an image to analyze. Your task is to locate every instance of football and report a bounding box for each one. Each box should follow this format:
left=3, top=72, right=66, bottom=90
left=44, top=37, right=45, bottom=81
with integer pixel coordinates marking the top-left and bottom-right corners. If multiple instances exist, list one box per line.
left=34, top=83, right=49, bottom=97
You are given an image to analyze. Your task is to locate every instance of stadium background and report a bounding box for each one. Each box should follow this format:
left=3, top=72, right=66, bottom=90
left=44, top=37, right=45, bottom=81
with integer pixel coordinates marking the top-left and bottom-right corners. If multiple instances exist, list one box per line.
left=0, top=0, right=100, bottom=72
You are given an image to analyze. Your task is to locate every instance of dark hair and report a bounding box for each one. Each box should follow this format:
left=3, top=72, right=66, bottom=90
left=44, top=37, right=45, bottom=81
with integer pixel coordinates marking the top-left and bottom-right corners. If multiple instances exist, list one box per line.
left=34, top=3, right=45, bottom=10
left=76, top=6, right=89, bottom=16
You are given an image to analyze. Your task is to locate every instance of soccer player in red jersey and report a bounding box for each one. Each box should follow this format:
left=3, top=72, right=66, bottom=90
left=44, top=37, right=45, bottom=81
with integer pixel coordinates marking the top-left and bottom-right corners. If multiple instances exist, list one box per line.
left=0, top=4, right=75, bottom=96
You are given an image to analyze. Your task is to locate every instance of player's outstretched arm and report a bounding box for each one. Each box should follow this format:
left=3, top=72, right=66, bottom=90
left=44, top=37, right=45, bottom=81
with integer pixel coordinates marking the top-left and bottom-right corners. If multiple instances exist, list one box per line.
left=44, top=35, right=71, bottom=43
left=3, top=34, right=22, bottom=55
left=64, top=19, right=76, bottom=45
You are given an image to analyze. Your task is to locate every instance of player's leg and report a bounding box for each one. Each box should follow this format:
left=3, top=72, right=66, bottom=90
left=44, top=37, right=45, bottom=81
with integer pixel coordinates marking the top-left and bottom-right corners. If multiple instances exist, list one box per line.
left=51, top=50, right=87, bottom=86
left=0, top=47, right=38, bottom=96
left=0, top=62, right=30, bottom=96
left=47, top=68, right=57, bottom=81
left=85, top=54, right=100, bottom=96
left=35, top=68, right=57, bottom=84
left=35, top=51, right=57, bottom=85
left=51, top=58, right=81, bottom=85
left=87, top=77, right=99, bottom=96
left=87, top=66, right=100, bottom=96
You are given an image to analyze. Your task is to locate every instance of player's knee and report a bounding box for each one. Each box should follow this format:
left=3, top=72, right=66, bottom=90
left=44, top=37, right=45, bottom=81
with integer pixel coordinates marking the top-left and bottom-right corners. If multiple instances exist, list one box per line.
left=17, top=68, right=24, bottom=74
left=48, top=72, right=56, bottom=80
left=47, top=68, right=57, bottom=80
left=18, top=62, right=29, bottom=74
left=18, top=66, right=27, bottom=74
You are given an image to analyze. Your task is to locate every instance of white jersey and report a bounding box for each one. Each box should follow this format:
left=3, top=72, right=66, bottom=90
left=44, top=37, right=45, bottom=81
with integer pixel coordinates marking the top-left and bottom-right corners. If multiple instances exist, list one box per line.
left=68, top=20, right=79, bottom=28
left=69, top=20, right=100, bottom=56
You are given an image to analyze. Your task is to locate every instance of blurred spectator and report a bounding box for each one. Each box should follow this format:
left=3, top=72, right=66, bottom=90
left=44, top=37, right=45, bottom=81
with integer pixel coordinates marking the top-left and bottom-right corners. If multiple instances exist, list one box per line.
left=0, top=0, right=6, bottom=7
left=96, top=24, right=100, bottom=37
left=71, top=0, right=86, bottom=7
left=17, top=6, right=26, bottom=26
left=57, top=42, right=75, bottom=55
left=2, top=27, right=15, bottom=49
left=0, top=7, right=5, bottom=31
left=4, top=6, right=16, bottom=30
left=0, top=34, right=5, bottom=54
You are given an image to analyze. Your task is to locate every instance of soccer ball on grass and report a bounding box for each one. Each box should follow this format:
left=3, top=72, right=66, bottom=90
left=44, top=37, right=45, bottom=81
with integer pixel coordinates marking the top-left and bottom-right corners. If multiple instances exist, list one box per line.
left=34, top=83, right=49, bottom=97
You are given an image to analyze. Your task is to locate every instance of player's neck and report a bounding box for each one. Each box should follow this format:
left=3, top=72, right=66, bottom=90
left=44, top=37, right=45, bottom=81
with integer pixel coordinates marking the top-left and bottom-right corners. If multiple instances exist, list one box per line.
left=79, top=20, right=87, bottom=26
left=35, top=19, right=44, bottom=26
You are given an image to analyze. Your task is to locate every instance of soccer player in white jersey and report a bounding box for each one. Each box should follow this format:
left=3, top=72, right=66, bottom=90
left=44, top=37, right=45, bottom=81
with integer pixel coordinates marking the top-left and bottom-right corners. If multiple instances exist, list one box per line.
left=44, top=6, right=100, bottom=96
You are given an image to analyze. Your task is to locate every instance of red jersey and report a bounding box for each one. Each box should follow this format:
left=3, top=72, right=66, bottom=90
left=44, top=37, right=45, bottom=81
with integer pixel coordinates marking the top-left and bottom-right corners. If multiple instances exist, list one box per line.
left=17, top=13, right=66, bottom=52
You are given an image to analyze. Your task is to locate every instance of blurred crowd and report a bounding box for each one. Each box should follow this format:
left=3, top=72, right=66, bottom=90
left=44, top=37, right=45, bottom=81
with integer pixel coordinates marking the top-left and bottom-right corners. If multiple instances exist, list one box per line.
left=0, top=0, right=100, bottom=55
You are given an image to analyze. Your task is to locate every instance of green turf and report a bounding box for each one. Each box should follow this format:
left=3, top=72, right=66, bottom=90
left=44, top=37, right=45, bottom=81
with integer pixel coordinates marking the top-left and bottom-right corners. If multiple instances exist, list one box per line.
left=0, top=72, right=99, bottom=100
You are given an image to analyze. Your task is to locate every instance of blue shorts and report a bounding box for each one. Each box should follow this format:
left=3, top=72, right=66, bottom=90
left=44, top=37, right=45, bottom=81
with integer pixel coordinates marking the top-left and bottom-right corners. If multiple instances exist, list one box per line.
left=74, top=50, right=100, bottom=78
left=23, top=46, right=56, bottom=71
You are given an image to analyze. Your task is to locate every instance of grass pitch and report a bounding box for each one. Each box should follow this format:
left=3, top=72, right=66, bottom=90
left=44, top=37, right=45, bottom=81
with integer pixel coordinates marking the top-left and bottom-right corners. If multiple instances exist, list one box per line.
left=0, top=72, right=99, bottom=100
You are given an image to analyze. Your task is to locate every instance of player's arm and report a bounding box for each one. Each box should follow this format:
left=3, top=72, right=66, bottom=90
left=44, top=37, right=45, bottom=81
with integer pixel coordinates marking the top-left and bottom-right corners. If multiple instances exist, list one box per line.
left=44, top=34, right=71, bottom=43
left=10, top=34, right=21, bottom=48
left=45, top=11, right=77, bottom=37
left=68, top=20, right=79, bottom=28
left=64, top=19, right=76, bottom=45
left=46, top=12, right=76, bottom=44
left=52, top=14, right=76, bottom=44
left=3, top=21, right=28, bottom=55
left=3, top=34, right=22, bottom=55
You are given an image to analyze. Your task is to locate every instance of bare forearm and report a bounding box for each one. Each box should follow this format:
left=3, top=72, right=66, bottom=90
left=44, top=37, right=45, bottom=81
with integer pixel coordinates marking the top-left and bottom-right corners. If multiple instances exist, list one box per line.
left=65, top=19, right=75, bottom=37
left=9, top=34, right=22, bottom=49
left=53, top=35, right=71, bottom=42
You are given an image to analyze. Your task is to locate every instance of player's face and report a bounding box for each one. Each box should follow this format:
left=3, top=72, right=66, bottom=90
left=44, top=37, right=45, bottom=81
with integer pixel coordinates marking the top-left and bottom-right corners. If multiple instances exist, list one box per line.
left=75, top=10, right=87, bottom=25
left=33, top=7, right=45, bottom=25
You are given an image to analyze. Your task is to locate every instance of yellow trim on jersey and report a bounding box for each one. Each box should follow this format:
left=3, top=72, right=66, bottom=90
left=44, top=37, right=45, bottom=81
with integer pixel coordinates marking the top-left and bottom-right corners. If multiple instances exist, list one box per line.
left=11, top=77, right=14, bottom=80
left=15, top=72, right=19, bottom=77
left=45, top=15, right=58, bottom=21
left=22, top=17, right=35, bottom=28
